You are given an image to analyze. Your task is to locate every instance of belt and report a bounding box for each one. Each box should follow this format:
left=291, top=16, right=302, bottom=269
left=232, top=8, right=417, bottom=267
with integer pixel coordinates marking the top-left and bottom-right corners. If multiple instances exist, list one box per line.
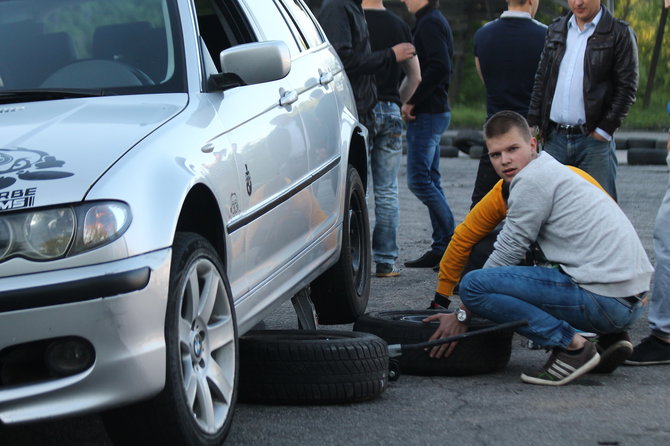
left=549, top=121, right=588, bottom=136
left=616, top=293, right=646, bottom=308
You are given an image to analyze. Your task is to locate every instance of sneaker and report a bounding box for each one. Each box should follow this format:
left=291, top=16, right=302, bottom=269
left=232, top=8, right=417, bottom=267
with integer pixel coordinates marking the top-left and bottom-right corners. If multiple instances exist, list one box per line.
left=404, top=251, right=442, bottom=268
left=521, top=341, right=600, bottom=386
left=375, top=263, right=400, bottom=278
left=624, top=336, right=670, bottom=365
left=590, top=332, right=633, bottom=374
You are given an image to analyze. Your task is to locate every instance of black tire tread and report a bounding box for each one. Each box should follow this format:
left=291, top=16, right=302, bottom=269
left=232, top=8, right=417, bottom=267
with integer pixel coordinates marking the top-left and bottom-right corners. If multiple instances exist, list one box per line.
left=311, top=166, right=371, bottom=324
left=239, top=330, right=388, bottom=404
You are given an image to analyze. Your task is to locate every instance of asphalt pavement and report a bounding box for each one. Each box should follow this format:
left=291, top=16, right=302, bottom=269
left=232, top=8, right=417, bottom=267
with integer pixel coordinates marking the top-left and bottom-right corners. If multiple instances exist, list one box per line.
left=4, top=132, right=670, bottom=446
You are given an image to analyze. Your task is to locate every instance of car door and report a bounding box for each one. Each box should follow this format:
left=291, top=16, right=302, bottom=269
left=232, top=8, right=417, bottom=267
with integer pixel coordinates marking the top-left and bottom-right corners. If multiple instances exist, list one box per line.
left=196, top=0, right=312, bottom=297
left=247, top=0, right=343, bottom=238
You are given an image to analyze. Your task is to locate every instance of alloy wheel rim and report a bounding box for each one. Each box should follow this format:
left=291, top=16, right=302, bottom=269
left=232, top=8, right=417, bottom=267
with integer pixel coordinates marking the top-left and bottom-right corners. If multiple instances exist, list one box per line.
left=178, top=258, right=236, bottom=433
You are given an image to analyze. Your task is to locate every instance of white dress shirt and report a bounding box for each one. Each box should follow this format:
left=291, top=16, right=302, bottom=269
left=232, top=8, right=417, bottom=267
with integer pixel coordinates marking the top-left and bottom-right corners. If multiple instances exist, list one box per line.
left=549, top=9, right=611, bottom=140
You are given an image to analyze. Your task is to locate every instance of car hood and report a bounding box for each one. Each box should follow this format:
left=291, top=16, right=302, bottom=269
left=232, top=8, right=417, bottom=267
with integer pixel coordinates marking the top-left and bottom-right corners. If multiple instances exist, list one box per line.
left=0, top=94, right=187, bottom=211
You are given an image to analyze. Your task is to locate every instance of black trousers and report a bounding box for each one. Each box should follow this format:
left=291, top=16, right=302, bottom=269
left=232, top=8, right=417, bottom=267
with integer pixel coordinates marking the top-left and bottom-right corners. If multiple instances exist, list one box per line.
left=470, top=142, right=499, bottom=209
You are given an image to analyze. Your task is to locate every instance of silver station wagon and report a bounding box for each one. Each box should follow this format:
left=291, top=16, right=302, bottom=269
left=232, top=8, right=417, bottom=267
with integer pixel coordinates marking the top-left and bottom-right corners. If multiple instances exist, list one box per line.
left=0, top=0, right=370, bottom=444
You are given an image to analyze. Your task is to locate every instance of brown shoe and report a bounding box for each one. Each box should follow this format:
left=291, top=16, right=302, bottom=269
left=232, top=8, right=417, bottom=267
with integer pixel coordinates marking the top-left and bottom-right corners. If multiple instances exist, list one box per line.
left=521, top=342, right=600, bottom=386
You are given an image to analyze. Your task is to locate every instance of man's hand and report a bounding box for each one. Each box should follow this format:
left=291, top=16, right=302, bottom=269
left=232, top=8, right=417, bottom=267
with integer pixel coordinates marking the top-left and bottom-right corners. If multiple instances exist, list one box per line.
left=401, top=103, right=415, bottom=121
left=423, top=312, right=468, bottom=359
left=391, top=42, right=416, bottom=63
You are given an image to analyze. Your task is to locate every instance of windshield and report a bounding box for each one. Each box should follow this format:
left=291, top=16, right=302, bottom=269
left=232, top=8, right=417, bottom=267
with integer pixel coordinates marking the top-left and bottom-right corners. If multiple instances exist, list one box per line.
left=0, top=0, right=186, bottom=95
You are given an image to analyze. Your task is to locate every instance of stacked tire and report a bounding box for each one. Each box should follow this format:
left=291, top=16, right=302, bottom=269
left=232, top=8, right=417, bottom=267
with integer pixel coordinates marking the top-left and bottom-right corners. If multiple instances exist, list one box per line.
left=238, top=330, right=389, bottom=404
left=626, top=137, right=667, bottom=165
left=440, top=134, right=459, bottom=158
left=453, top=129, right=484, bottom=157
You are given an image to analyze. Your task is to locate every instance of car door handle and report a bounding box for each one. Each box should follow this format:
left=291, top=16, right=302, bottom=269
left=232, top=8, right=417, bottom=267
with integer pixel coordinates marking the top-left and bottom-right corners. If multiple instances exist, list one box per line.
left=279, top=89, right=298, bottom=106
left=319, top=71, right=334, bottom=85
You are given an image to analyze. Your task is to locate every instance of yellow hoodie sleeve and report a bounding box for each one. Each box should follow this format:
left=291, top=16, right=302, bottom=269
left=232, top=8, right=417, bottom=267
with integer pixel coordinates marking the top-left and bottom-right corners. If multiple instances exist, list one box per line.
left=435, top=180, right=508, bottom=296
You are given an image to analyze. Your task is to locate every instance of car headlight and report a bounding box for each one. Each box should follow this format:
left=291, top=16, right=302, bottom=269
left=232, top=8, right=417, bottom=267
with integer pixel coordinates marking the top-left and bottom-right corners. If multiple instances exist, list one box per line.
left=23, top=208, right=76, bottom=258
left=0, top=201, right=131, bottom=262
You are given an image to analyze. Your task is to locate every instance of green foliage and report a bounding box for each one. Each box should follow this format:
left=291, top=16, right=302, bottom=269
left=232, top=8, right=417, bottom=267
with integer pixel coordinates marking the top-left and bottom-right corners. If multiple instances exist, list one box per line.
left=450, top=103, right=487, bottom=129
left=623, top=96, right=669, bottom=130
left=616, top=0, right=670, bottom=105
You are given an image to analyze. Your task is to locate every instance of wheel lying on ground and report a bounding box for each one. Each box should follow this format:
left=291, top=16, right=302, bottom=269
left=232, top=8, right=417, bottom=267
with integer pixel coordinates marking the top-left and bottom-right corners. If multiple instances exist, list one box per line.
left=311, top=165, right=371, bottom=324
left=238, top=330, right=388, bottom=404
left=353, top=310, right=513, bottom=376
left=103, top=233, right=238, bottom=446
left=627, top=148, right=667, bottom=165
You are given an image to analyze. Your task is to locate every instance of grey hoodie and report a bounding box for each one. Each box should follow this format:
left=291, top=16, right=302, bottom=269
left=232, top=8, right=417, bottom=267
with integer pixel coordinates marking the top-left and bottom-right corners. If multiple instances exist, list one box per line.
left=484, top=152, right=653, bottom=297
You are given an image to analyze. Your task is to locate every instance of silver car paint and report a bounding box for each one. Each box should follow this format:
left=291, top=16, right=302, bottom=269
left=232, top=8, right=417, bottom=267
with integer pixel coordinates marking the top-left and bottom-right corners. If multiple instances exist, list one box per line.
left=0, top=0, right=363, bottom=423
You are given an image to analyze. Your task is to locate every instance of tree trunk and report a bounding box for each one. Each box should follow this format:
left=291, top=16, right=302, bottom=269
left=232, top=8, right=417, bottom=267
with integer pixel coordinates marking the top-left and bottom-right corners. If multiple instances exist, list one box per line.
left=643, top=3, right=668, bottom=108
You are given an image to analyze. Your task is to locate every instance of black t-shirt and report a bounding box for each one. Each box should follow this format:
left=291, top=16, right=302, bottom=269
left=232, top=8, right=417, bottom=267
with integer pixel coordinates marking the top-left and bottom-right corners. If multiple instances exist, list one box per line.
left=474, top=14, right=546, bottom=117
left=364, top=8, right=412, bottom=106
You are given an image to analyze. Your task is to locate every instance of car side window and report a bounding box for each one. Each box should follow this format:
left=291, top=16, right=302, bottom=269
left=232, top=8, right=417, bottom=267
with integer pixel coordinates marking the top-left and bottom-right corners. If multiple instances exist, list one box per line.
left=195, top=0, right=256, bottom=71
left=278, top=0, right=324, bottom=49
left=243, top=1, right=301, bottom=55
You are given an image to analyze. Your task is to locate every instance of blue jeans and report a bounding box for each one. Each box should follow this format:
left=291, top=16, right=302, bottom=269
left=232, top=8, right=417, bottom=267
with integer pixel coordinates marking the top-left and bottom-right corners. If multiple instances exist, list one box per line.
left=460, top=266, right=643, bottom=348
left=649, top=153, right=670, bottom=340
left=406, top=112, right=454, bottom=254
left=543, top=131, right=618, bottom=200
left=370, top=101, right=402, bottom=264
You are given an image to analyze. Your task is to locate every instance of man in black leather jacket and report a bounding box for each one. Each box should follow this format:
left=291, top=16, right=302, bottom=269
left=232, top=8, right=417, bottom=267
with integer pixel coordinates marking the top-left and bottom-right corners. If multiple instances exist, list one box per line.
left=527, top=0, right=638, bottom=201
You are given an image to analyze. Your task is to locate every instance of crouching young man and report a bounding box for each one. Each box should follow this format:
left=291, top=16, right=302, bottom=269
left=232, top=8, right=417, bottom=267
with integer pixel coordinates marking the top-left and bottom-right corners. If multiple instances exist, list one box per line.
left=425, top=111, right=653, bottom=386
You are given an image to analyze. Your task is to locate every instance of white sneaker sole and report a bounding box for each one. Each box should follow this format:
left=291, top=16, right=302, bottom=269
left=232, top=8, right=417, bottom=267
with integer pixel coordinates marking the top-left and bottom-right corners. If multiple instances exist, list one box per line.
left=521, top=351, right=601, bottom=386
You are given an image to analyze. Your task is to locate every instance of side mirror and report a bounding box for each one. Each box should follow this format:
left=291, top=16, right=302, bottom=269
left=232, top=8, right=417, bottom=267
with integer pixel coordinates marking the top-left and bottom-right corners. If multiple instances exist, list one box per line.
left=219, top=40, right=290, bottom=86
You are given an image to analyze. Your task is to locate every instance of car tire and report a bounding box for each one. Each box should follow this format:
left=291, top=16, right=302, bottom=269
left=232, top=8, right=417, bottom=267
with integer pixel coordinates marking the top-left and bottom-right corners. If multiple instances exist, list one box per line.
left=454, top=129, right=484, bottom=155
left=626, top=138, right=657, bottom=149
left=615, top=136, right=628, bottom=151
left=103, top=232, right=238, bottom=446
left=353, top=310, right=514, bottom=376
left=440, top=145, right=459, bottom=158
left=311, top=165, right=371, bottom=324
left=469, top=144, right=484, bottom=160
left=440, top=133, right=454, bottom=146
left=238, top=330, right=388, bottom=404
left=627, top=148, right=667, bottom=165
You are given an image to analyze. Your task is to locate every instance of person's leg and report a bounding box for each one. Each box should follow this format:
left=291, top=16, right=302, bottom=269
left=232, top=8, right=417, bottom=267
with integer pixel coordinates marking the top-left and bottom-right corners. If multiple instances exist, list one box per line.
left=627, top=158, right=670, bottom=364
left=459, top=266, right=643, bottom=347
left=460, top=227, right=500, bottom=278
left=460, top=266, right=642, bottom=384
left=571, top=134, right=618, bottom=200
left=470, top=141, right=500, bottom=208
left=649, top=172, right=670, bottom=341
left=540, top=131, right=569, bottom=164
left=406, top=112, right=454, bottom=257
left=370, top=102, right=402, bottom=273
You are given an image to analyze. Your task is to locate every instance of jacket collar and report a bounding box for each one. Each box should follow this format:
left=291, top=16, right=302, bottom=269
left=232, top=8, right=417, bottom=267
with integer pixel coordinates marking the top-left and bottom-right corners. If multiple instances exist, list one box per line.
left=554, top=5, right=614, bottom=36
